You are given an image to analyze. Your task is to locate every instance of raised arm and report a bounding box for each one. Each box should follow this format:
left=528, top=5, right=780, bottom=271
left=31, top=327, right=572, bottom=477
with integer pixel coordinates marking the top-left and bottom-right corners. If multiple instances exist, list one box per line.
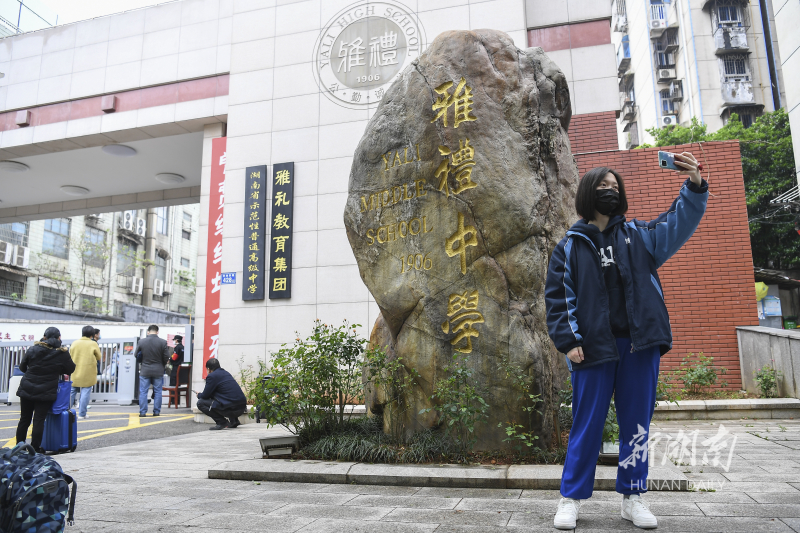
left=628, top=152, right=708, bottom=268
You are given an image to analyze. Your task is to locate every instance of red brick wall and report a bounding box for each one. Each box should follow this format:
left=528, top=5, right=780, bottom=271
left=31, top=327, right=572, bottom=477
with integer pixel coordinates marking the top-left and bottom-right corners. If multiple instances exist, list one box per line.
left=568, top=111, right=619, bottom=154
left=572, top=141, right=759, bottom=389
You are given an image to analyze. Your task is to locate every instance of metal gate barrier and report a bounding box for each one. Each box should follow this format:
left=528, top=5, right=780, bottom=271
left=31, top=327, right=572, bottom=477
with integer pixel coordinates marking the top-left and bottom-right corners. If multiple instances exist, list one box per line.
left=0, top=337, right=139, bottom=405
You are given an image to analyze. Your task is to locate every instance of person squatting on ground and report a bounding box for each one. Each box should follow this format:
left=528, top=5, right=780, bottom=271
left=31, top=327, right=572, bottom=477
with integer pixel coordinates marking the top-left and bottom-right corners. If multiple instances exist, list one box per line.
left=194, top=358, right=247, bottom=430
left=69, top=325, right=102, bottom=420
left=545, top=153, right=707, bottom=530
left=16, top=327, right=76, bottom=452
left=137, top=324, right=171, bottom=417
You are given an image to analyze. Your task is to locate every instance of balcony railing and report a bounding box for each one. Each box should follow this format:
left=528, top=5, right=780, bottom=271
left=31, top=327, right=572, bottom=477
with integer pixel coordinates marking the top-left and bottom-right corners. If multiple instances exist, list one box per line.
left=668, top=80, right=683, bottom=100
left=721, top=79, right=755, bottom=106
left=620, top=100, right=637, bottom=122
left=714, top=26, right=748, bottom=54
left=649, top=4, right=667, bottom=37
left=612, top=0, right=628, bottom=32
left=617, top=36, right=631, bottom=75
left=625, top=125, right=640, bottom=149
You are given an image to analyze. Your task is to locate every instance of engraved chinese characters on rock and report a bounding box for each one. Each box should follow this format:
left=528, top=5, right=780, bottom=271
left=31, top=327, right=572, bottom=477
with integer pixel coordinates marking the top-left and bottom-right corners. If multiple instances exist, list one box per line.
left=441, top=290, right=484, bottom=354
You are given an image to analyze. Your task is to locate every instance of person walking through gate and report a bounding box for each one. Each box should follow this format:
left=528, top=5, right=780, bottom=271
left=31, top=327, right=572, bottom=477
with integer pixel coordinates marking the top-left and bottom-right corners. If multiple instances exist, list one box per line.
left=194, top=358, right=247, bottom=430
left=545, top=153, right=707, bottom=530
left=16, top=327, right=76, bottom=452
left=70, top=325, right=102, bottom=420
left=169, top=335, right=185, bottom=386
left=137, top=325, right=170, bottom=417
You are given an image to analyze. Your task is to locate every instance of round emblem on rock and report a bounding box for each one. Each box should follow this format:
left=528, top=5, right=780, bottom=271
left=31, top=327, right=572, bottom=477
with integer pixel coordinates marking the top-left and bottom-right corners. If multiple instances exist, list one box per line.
left=313, top=1, right=426, bottom=109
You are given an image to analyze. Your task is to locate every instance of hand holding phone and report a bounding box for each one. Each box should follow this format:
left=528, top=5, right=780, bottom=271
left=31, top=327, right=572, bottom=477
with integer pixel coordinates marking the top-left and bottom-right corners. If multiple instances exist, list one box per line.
left=660, top=151, right=703, bottom=186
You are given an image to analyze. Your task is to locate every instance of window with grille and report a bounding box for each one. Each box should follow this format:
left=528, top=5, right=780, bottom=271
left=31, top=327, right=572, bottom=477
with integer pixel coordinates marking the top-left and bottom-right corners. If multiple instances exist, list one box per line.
left=660, top=89, right=676, bottom=114
left=43, top=218, right=71, bottom=259
left=722, top=55, right=749, bottom=79
left=717, top=5, right=739, bottom=24
left=740, top=112, right=754, bottom=128
left=83, top=227, right=107, bottom=269
left=0, top=222, right=29, bottom=247
left=0, top=278, right=24, bottom=299
left=156, top=207, right=169, bottom=235
left=178, top=306, right=188, bottom=314
left=181, top=257, right=190, bottom=268
left=182, top=229, right=191, bottom=240
left=116, top=241, right=137, bottom=274
left=38, top=286, right=65, bottom=308
left=155, top=255, right=167, bottom=282
left=80, top=295, right=103, bottom=314
left=113, top=301, right=125, bottom=317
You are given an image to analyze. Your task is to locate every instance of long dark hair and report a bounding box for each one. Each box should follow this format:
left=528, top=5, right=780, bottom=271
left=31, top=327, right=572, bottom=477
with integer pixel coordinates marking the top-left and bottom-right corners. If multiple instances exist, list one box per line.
left=575, top=167, right=629, bottom=219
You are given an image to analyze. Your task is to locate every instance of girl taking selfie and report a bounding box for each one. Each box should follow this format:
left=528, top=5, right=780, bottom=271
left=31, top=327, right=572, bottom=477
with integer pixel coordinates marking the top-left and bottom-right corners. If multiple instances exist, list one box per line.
left=545, top=152, right=707, bottom=530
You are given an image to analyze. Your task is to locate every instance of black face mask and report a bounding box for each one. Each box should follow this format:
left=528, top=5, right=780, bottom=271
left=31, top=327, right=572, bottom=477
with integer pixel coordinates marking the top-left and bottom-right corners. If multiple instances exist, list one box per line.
left=595, top=189, right=620, bottom=216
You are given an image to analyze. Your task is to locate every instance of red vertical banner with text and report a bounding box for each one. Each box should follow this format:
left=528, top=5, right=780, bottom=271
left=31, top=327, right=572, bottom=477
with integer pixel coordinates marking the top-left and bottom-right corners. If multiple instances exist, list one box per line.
left=203, top=137, right=227, bottom=379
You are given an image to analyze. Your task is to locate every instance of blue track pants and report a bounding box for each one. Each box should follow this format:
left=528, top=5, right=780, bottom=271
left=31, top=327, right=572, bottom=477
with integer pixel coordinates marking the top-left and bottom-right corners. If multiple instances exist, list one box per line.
left=560, top=338, right=660, bottom=499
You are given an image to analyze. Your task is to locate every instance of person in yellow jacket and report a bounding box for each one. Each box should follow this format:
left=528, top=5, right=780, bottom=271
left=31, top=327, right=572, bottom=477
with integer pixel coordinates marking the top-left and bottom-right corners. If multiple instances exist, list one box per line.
left=69, top=325, right=102, bottom=420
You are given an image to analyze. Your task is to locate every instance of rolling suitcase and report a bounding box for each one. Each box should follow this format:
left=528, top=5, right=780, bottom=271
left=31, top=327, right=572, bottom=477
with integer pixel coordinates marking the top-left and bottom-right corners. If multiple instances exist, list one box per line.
left=41, top=409, right=77, bottom=454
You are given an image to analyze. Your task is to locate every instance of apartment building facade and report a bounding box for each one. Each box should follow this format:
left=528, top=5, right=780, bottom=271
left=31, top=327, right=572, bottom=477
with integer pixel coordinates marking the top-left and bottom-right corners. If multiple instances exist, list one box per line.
left=613, top=0, right=786, bottom=148
left=0, top=204, right=199, bottom=317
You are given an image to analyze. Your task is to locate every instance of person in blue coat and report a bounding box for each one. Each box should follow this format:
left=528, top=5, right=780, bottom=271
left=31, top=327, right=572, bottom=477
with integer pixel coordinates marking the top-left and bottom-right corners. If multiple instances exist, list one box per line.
left=545, top=152, right=707, bottom=530
left=194, top=358, right=247, bottom=430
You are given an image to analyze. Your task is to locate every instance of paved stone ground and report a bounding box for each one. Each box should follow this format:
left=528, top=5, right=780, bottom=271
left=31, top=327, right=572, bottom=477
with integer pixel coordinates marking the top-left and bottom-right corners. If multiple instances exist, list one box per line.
left=58, top=417, right=800, bottom=532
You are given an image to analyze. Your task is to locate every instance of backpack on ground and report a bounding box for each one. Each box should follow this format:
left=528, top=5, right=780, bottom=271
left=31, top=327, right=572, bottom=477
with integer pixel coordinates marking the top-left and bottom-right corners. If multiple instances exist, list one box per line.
left=0, top=443, right=76, bottom=532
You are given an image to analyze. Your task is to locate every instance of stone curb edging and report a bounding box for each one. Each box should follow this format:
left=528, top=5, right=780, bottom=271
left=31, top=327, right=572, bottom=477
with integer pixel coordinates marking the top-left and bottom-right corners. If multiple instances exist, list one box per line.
left=208, top=459, right=689, bottom=491
left=653, top=398, right=800, bottom=420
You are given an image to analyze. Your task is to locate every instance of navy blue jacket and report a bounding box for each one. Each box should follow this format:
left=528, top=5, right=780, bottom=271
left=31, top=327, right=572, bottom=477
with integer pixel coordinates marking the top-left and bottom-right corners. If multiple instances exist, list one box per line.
left=545, top=179, right=708, bottom=371
left=197, top=368, right=247, bottom=410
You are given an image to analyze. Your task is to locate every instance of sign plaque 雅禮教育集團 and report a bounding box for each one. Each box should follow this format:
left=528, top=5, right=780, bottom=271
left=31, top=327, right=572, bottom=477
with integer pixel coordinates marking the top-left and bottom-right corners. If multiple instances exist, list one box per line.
left=269, top=163, right=294, bottom=299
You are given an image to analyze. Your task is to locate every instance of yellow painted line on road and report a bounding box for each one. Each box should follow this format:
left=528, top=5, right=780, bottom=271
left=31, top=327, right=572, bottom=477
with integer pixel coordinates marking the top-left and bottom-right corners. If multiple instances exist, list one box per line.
left=0, top=414, right=189, bottom=430
left=76, top=413, right=194, bottom=442
left=1, top=413, right=194, bottom=447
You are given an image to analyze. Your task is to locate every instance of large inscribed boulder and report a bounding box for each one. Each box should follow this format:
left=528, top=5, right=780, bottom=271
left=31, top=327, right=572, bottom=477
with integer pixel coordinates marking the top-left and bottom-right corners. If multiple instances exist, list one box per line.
left=344, top=29, right=578, bottom=450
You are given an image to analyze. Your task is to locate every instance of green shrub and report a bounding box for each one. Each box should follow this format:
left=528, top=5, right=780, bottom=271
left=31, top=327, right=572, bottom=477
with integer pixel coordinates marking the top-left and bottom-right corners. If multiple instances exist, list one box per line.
left=246, top=320, right=379, bottom=443
left=672, top=353, right=727, bottom=394
left=421, top=352, right=490, bottom=456
left=754, top=365, right=783, bottom=398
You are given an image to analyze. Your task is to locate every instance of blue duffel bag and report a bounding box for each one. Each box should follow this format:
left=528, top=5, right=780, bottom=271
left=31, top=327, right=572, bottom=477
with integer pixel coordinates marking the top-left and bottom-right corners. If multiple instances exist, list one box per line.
left=50, top=378, right=71, bottom=414
left=0, top=443, right=76, bottom=532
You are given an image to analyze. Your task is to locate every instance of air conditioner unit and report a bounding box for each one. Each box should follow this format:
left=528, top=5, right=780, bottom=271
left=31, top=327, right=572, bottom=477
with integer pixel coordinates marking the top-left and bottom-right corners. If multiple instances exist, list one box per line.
left=658, top=68, right=677, bottom=81
left=12, top=245, right=29, bottom=269
left=163, top=283, right=173, bottom=295
left=136, top=218, right=147, bottom=237
left=650, top=19, right=666, bottom=30
left=130, top=277, right=144, bottom=295
left=660, top=115, right=678, bottom=127
left=0, top=241, right=12, bottom=264
left=154, top=279, right=164, bottom=297
left=121, top=211, right=135, bottom=231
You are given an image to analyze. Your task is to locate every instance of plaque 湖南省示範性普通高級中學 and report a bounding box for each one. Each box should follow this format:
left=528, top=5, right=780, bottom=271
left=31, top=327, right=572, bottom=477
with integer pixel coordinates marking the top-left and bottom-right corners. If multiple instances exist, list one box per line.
left=242, top=165, right=267, bottom=300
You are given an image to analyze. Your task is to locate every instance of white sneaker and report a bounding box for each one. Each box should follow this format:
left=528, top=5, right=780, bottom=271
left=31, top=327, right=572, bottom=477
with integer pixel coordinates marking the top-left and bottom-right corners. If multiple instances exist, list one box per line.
left=554, top=497, right=581, bottom=530
left=621, top=493, right=658, bottom=529
left=77, top=415, right=87, bottom=420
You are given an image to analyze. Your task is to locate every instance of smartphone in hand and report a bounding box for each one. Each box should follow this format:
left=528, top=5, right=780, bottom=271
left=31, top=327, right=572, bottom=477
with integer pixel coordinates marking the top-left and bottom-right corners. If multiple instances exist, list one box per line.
left=658, top=151, right=679, bottom=170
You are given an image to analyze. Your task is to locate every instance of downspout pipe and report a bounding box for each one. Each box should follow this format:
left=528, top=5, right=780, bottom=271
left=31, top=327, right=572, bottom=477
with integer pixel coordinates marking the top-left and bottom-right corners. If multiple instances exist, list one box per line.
left=758, top=0, right=781, bottom=110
